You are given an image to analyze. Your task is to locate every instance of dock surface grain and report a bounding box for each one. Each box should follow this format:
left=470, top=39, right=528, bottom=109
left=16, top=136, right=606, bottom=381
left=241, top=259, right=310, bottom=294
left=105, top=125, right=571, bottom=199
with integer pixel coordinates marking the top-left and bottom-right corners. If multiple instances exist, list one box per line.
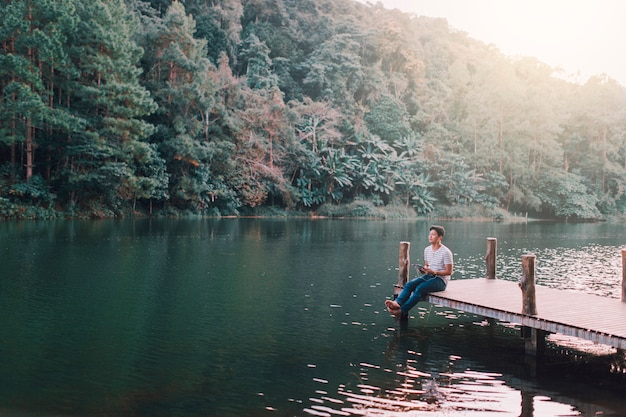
left=426, top=278, right=626, bottom=349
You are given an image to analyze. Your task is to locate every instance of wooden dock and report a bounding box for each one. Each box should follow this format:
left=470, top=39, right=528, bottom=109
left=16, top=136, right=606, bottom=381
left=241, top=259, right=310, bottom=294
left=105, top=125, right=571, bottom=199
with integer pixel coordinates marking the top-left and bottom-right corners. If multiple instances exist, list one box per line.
left=426, top=278, right=626, bottom=350
left=394, top=238, right=626, bottom=354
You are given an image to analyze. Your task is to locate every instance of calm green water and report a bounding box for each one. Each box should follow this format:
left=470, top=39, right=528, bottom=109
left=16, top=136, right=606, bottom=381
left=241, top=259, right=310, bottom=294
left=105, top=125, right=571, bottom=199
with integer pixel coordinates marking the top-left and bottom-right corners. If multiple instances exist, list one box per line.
left=1, top=218, right=625, bottom=417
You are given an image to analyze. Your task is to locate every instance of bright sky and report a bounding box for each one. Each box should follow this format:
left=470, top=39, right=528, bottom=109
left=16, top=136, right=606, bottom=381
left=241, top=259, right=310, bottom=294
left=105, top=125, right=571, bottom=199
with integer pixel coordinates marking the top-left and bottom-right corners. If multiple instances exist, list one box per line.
left=356, top=0, right=626, bottom=86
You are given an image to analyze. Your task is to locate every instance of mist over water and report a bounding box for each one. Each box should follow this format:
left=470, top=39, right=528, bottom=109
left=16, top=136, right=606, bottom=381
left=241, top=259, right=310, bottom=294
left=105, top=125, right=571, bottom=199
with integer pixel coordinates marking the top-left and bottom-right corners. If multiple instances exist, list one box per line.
left=0, top=219, right=625, bottom=416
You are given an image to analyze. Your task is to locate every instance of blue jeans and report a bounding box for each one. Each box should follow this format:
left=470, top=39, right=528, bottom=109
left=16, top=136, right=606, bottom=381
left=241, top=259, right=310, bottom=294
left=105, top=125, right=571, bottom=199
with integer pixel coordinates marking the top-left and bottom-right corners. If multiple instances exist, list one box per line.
left=396, top=274, right=447, bottom=313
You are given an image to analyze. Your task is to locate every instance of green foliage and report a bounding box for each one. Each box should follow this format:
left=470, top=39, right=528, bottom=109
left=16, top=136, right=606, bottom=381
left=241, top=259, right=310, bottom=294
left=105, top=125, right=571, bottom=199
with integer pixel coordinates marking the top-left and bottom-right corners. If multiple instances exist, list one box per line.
left=317, top=199, right=383, bottom=218
left=302, top=32, right=364, bottom=112
left=238, top=33, right=278, bottom=90
left=10, top=175, right=54, bottom=204
left=364, top=95, right=412, bottom=142
left=436, top=203, right=507, bottom=220
left=2, top=0, right=626, bottom=219
left=536, top=171, right=601, bottom=220
left=403, top=173, right=436, bottom=214
left=0, top=167, right=57, bottom=219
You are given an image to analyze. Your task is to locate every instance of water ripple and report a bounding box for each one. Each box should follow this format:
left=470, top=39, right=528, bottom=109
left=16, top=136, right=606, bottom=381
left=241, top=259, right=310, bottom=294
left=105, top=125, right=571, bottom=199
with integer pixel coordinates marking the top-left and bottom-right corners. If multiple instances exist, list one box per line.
left=300, top=353, right=583, bottom=417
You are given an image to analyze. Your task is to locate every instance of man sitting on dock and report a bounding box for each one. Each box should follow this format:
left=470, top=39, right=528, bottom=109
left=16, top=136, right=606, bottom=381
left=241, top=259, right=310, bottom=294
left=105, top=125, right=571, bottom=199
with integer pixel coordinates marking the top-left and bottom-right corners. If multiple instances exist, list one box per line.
left=386, top=225, right=453, bottom=318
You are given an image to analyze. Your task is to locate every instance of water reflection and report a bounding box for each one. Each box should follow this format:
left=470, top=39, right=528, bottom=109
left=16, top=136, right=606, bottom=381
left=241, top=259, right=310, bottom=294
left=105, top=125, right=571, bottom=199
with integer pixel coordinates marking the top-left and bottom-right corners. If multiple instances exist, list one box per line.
left=301, top=317, right=603, bottom=417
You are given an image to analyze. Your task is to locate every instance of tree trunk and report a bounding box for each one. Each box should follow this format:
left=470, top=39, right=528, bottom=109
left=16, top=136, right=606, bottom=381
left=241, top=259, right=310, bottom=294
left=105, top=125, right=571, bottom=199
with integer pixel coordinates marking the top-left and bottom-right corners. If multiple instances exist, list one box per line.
left=26, top=117, right=34, bottom=181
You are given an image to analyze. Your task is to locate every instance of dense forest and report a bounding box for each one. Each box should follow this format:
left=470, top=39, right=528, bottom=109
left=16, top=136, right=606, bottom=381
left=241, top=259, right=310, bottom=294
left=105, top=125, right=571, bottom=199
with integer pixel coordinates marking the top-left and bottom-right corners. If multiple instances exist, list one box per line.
left=1, top=0, right=626, bottom=220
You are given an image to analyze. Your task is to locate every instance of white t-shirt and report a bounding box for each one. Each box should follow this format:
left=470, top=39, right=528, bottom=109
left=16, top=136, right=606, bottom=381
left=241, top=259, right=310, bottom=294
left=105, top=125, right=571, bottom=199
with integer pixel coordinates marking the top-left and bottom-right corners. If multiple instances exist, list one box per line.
left=424, top=244, right=453, bottom=283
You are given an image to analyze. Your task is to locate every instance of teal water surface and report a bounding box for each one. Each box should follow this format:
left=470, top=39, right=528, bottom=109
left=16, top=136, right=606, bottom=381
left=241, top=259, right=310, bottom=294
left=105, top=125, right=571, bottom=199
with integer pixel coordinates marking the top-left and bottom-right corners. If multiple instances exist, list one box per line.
left=1, top=219, right=625, bottom=416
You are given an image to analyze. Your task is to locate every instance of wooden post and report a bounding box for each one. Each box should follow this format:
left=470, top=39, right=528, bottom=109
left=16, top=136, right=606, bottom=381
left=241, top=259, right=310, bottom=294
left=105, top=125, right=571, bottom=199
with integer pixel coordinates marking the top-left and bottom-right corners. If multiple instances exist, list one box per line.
left=522, top=326, right=546, bottom=357
left=520, top=254, right=543, bottom=356
left=396, top=241, right=410, bottom=296
left=395, top=241, right=410, bottom=322
left=483, top=238, right=497, bottom=327
left=485, top=237, right=497, bottom=279
left=622, top=249, right=626, bottom=302
left=520, top=254, right=537, bottom=315
left=485, top=237, right=498, bottom=326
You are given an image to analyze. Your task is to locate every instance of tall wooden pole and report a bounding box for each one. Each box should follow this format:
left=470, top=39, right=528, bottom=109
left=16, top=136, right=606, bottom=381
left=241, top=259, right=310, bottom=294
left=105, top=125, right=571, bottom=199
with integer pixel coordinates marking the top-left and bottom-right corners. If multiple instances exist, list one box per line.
left=485, top=237, right=497, bottom=279
left=396, top=241, right=410, bottom=298
left=520, top=254, right=537, bottom=315
left=622, top=249, right=626, bottom=302
left=396, top=241, right=410, bottom=323
left=520, top=254, right=543, bottom=356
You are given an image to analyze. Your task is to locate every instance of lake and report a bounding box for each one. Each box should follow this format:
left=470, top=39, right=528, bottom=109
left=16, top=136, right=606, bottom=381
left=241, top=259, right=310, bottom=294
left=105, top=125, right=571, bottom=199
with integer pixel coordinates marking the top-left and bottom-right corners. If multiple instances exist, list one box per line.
left=1, top=218, right=625, bottom=417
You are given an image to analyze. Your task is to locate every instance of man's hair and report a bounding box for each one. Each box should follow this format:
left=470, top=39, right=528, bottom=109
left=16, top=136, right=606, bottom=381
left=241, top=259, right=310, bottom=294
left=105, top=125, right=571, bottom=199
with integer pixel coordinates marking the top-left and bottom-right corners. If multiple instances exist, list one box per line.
left=430, top=225, right=445, bottom=237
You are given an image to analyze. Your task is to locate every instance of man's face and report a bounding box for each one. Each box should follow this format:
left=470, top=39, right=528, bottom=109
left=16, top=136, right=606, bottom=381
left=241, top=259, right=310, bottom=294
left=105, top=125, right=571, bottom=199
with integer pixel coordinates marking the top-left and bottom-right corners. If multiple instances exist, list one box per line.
left=428, top=229, right=440, bottom=243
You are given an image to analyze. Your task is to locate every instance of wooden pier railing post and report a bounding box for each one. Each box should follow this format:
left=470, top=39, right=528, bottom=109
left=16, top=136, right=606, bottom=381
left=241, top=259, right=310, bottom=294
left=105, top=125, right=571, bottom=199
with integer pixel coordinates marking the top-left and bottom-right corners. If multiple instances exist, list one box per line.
left=520, top=254, right=538, bottom=315
left=485, top=237, right=497, bottom=279
left=396, top=241, right=410, bottom=322
left=520, top=254, right=544, bottom=356
left=396, top=241, right=410, bottom=295
left=622, top=249, right=626, bottom=302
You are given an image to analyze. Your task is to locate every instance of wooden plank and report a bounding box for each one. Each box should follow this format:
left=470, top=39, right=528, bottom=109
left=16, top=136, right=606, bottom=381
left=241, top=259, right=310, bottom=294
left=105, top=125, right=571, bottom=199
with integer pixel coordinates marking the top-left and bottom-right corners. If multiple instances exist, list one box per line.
left=426, top=278, right=626, bottom=349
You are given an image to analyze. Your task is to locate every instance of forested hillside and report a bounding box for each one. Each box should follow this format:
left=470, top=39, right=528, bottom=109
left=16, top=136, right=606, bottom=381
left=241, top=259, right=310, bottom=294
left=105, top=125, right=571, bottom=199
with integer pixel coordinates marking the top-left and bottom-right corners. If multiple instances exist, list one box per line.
left=2, top=0, right=625, bottom=220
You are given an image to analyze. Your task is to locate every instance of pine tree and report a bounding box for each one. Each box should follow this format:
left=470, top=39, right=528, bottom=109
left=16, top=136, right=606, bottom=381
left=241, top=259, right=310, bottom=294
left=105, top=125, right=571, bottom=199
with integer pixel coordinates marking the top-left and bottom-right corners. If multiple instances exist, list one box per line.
left=58, top=0, right=157, bottom=214
left=0, top=0, right=79, bottom=184
left=140, top=1, right=218, bottom=210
